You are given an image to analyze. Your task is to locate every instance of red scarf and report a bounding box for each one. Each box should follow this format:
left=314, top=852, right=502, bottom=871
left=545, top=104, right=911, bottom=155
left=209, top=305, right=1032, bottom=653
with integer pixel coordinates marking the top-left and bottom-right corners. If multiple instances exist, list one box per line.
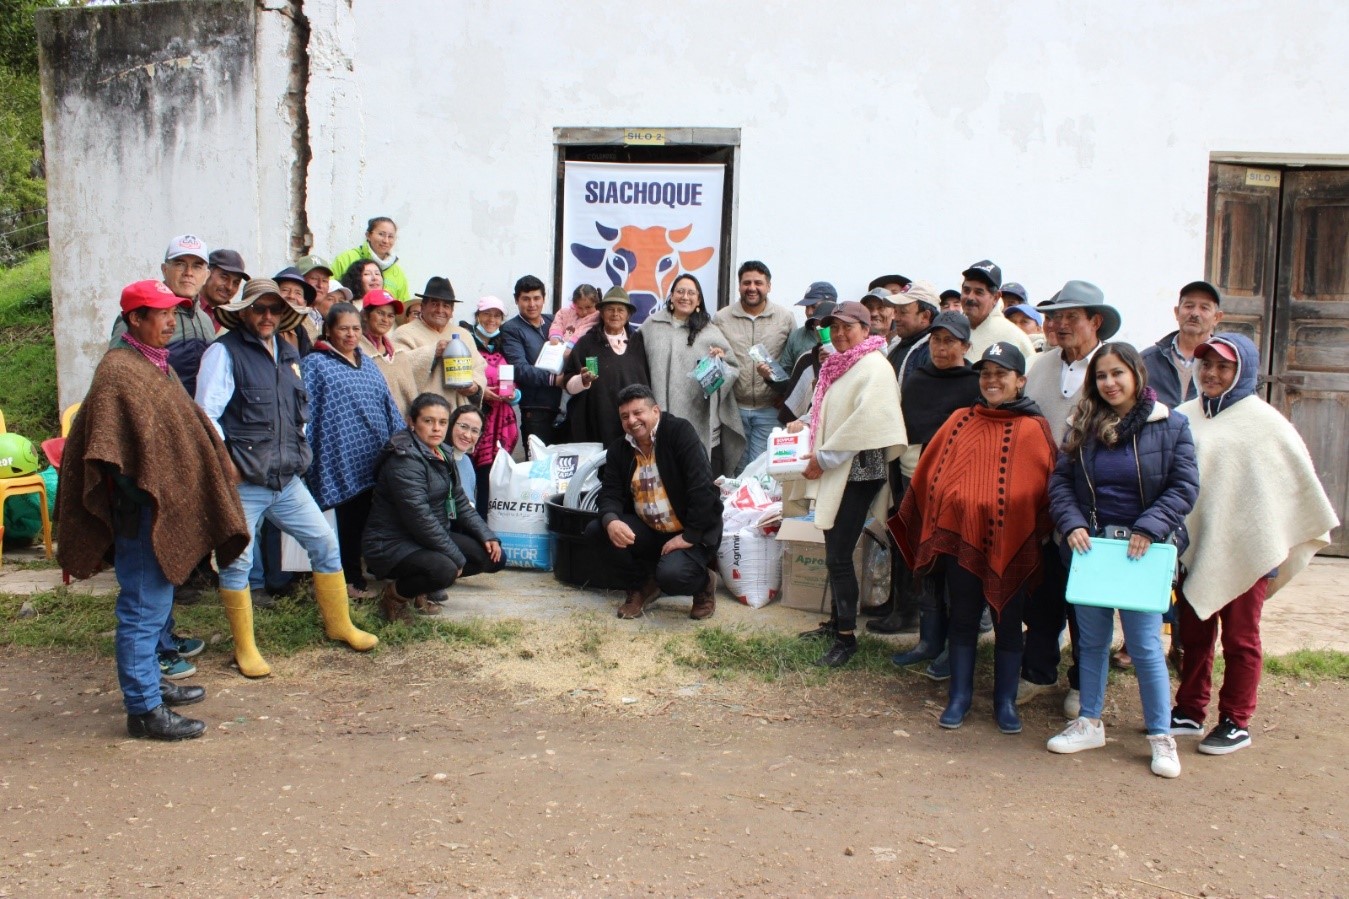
left=120, top=333, right=171, bottom=375
left=809, top=335, right=886, bottom=436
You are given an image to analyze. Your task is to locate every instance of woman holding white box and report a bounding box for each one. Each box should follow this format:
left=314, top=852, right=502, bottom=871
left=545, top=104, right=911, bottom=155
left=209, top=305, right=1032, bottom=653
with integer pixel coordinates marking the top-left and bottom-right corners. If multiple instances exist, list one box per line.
left=785, top=301, right=906, bottom=668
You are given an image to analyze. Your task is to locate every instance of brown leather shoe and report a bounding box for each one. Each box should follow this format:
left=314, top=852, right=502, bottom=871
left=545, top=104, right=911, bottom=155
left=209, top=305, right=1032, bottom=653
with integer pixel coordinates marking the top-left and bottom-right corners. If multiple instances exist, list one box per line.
left=617, top=589, right=646, bottom=619
left=378, top=582, right=414, bottom=623
left=690, top=570, right=717, bottom=620
left=411, top=593, right=443, bottom=618
left=616, top=578, right=661, bottom=619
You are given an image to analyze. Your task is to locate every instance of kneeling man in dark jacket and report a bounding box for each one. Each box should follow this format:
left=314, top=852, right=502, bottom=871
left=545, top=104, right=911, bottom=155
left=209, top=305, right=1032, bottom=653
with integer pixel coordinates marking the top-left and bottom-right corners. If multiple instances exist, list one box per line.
left=587, top=385, right=722, bottom=620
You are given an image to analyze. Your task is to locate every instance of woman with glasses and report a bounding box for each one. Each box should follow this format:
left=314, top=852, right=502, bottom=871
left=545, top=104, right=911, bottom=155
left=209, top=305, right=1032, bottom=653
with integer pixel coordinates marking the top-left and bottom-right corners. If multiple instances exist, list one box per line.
left=364, top=397, right=503, bottom=621
left=638, top=273, right=743, bottom=473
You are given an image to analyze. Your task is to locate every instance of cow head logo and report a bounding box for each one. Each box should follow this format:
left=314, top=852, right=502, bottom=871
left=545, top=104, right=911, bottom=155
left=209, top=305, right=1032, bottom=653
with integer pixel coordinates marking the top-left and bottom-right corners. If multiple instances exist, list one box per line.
left=570, top=223, right=715, bottom=321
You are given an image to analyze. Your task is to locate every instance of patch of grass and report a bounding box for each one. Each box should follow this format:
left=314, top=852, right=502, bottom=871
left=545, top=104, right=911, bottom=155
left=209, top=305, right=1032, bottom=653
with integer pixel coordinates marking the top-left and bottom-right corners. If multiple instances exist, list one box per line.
left=1264, top=649, right=1349, bottom=681
left=0, top=250, right=56, bottom=441
left=669, top=625, right=995, bottom=683
left=6, top=555, right=59, bottom=571
left=0, top=588, right=524, bottom=661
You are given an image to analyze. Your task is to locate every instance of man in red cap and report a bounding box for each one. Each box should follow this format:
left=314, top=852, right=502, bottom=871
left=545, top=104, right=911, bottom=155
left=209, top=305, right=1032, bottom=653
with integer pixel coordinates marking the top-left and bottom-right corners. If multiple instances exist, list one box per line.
left=59, top=281, right=250, bottom=741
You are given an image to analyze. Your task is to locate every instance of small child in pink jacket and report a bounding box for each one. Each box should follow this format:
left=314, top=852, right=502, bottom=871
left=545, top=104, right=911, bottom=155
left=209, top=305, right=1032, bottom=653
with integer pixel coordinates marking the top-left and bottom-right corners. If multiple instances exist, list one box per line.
left=548, top=284, right=601, bottom=356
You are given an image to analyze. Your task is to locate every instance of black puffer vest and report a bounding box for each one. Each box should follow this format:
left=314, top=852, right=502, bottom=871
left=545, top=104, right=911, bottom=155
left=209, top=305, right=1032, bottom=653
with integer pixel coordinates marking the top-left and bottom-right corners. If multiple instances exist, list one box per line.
left=217, top=328, right=312, bottom=489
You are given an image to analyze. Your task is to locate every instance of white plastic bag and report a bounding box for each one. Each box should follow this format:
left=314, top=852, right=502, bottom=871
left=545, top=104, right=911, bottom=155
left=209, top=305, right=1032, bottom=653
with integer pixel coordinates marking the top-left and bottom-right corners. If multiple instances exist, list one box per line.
left=279, top=508, right=339, bottom=573
left=488, top=437, right=604, bottom=569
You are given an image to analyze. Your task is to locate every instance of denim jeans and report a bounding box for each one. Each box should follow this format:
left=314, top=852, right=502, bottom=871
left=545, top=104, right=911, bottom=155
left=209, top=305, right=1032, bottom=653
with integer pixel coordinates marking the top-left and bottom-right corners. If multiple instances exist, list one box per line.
left=219, top=475, right=342, bottom=591
left=1076, top=604, right=1171, bottom=734
left=736, top=405, right=780, bottom=475
left=248, top=520, right=295, bottom=593
left=114, top=506, right=173, bottom=715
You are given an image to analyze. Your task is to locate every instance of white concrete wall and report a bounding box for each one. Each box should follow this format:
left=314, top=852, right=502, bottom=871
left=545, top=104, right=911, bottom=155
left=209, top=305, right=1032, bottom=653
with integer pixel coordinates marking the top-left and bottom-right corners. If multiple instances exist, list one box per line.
left=42, top=0, right=1349, bottom=405
left=302, top=0, right=1349, bottom=340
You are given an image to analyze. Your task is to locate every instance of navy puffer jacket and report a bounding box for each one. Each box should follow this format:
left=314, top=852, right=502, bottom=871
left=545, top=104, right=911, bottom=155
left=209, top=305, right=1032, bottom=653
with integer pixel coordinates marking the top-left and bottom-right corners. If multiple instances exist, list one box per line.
left=1048, top=402, right=1199, bottom=552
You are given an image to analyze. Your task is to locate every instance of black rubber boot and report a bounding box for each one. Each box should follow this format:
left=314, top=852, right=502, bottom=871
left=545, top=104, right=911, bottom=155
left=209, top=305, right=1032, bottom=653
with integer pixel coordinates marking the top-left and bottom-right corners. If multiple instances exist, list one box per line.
left=890, top=583, right=945, bottom=666
left=868, top=588, right=919, bottom=634
left=861, top=598, right=893, bottom=619
left=939, top=643, right=977, bottom=729
left=993, top=650, right=1023, bottom=734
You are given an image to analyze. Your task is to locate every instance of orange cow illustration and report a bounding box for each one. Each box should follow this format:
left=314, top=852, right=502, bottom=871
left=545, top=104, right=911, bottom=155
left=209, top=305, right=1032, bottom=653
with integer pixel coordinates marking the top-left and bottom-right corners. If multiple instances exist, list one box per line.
left=570, top=222, right=715, bottom=321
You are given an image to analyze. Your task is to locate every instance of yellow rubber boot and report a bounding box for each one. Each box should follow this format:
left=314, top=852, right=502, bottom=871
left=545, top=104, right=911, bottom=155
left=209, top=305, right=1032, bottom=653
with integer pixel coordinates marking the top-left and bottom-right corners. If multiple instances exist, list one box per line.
left=219, top=588, right=271, bottom=677
left=312, top=571, right=379, bottom=652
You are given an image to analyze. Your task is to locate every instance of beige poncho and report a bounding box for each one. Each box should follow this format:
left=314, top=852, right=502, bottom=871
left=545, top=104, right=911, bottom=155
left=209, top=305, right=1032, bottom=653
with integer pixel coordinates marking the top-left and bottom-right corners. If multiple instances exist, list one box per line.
left=389, top=318, right=486, bottom=409
left=783, top=350, right=906, bottom=530
left=1176, top=396, right=1339, bottom=620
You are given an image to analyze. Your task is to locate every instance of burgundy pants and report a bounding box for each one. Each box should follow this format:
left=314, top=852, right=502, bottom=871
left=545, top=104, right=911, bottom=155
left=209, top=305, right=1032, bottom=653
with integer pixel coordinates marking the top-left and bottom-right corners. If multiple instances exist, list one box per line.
left=1174, top=578, right=1269, bottom=728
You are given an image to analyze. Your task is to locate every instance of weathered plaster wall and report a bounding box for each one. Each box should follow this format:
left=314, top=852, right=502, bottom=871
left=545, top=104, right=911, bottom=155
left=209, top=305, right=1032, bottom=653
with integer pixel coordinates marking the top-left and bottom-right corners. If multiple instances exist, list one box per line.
left=37, top=0, right=297, bottom=409
left=41, top=0, right=1349, bottom=406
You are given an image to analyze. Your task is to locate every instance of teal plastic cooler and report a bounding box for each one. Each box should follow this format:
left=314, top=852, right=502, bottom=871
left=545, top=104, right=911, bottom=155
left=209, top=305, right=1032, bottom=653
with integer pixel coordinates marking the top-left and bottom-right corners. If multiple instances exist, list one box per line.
left=1064, top=537, right=1176, bottom=614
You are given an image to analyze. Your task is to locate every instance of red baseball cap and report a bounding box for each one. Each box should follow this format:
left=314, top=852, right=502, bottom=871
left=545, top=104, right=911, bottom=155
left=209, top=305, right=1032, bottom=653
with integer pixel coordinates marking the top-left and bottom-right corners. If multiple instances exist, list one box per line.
left=362, top=288, right=404, bottom=315
left=120, top=279, right=189, bottom=313
left=1194, top=338, right=1238, bottom=363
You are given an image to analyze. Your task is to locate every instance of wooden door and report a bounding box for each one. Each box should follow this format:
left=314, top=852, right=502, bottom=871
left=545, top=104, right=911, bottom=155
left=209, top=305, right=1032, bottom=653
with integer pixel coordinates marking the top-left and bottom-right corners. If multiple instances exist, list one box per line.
left=1270, top=170, right=1349, bottom=555
left=1205, top=163, right=1280, bottom=370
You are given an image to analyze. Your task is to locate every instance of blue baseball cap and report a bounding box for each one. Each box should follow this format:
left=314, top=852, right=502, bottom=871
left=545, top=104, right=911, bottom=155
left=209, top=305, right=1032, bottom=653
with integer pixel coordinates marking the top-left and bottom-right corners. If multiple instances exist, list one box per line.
left=797, top=281, right=838, bottom=306
left=1005, top=303, right=1043, bottom=326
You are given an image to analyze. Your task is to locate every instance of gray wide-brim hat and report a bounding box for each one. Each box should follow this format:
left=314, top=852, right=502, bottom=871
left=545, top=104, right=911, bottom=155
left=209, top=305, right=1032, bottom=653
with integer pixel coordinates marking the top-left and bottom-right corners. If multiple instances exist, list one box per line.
left=215, top=277, right=306, bottom=333
left=1037, top=279, right=1120, bottom=341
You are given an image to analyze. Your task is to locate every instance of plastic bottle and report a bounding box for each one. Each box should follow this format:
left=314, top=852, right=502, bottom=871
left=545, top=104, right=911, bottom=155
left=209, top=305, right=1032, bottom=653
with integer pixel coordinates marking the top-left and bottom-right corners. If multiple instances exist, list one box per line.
left=441, top=333, right=474, bottom=390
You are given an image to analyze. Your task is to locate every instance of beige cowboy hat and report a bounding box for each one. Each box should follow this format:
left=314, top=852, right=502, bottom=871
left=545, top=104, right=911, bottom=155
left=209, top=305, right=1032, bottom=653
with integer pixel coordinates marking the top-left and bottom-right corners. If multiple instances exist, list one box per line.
left=215, top=277, right=307, bottom=332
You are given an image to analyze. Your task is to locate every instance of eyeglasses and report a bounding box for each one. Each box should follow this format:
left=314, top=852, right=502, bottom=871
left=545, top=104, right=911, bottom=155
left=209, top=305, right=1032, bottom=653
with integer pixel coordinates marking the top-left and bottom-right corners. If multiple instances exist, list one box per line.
left=671, top=288, right=699, bottom=298
left=250, top=303, right=286, bottom=316
left=453, top=422, right=482, bottom=436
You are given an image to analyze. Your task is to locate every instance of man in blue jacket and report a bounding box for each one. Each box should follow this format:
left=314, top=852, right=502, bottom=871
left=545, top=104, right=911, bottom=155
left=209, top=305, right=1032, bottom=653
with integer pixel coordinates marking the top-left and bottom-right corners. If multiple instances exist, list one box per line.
left=501, top=274, right=563, bottom=455
left=586, top=385, right=723, bottom=622
left=1141, top=280, right=1224, bottom=408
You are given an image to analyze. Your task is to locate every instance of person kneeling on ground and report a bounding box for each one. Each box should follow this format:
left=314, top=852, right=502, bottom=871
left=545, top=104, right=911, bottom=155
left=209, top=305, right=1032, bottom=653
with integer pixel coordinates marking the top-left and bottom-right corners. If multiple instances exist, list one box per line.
left=586, top=385, right=722, bottom=620
left=363, top=395, right=504, bottom=622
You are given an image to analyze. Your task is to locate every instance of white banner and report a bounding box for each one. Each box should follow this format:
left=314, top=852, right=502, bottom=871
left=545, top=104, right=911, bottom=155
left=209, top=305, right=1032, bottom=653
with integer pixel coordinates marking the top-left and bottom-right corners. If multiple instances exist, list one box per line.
left=561, top=161, right=724, bottom=322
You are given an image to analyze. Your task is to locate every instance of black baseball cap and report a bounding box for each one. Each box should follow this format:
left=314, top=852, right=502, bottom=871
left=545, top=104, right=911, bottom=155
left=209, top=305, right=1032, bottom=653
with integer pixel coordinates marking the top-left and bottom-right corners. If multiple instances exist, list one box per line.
left=1179, top=280, right=1221, bottom=305
left=928, top=310, right=972, bottom=342
left=868, top=274, right=911, bottom=291
left=961, top=259, right=1002, bottom=290
left=209, top=248, right=249, bottom=279
left=973, top=341, right=1027, bottom=375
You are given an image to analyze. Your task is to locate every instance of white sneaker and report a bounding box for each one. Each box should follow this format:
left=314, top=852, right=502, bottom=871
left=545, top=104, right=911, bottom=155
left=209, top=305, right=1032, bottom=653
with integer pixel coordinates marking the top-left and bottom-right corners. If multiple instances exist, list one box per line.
left=1063, top=688, right=1081, bottom=718
left=1017, top=678, right=1050, bottom=704
left=1149, top=734, right=1182, bottom=778
left=1047, top=716, right=1106, bottom=754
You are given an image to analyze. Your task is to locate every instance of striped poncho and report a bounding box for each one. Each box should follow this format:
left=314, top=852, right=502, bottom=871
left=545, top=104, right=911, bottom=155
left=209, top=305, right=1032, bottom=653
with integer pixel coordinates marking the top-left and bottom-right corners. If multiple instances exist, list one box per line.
left=302, top=344, right=405, bottom=509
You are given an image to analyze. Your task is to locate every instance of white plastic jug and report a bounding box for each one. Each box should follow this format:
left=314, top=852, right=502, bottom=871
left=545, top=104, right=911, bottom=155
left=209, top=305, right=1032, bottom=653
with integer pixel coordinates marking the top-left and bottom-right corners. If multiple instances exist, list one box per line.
left=766, top=425, right=812, bottom=481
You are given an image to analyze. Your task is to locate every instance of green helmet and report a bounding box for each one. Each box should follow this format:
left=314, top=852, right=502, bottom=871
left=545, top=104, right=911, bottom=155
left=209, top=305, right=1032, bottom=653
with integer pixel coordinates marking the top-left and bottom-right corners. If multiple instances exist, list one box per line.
left=0, top=433, right=39, bottom=478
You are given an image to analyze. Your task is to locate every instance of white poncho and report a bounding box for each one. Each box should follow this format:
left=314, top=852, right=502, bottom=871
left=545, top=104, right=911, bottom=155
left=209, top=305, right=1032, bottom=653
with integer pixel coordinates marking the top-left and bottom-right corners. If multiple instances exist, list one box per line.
left=1176, top=395, right=1338, bottom=620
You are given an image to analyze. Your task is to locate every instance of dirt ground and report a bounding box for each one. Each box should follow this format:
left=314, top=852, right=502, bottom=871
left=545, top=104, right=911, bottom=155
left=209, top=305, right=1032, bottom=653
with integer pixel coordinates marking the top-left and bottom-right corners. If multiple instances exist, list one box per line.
left=1, top=611, right=1345, bottom=898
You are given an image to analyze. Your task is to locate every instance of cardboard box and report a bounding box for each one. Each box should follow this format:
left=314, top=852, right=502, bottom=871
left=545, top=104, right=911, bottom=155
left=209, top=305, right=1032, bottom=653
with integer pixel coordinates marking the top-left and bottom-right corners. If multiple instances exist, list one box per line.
left=775, top=515, right=889, bottom=613
left=777, top=516, right=831, bottom=612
